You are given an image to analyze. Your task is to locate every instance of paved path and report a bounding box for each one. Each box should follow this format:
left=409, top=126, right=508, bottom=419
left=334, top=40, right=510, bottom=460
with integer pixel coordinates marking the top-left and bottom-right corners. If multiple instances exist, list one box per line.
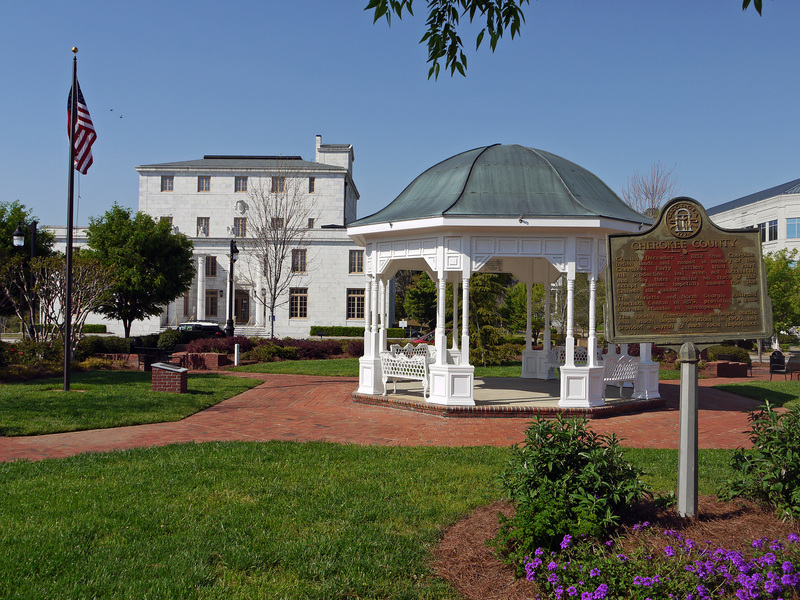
left=0, top=368, right=772, bottom=463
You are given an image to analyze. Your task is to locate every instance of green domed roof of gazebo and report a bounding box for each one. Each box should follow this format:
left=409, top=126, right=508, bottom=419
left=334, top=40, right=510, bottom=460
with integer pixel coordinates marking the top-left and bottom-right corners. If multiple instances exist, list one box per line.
left=351, top=144, right=649, bottom=226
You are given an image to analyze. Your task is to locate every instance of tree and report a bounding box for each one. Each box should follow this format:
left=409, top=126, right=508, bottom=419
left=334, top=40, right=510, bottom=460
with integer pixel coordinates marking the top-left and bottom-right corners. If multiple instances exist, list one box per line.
left=0, top=200, right=55, bottom=316
left=763, top=248, right=800, bottom=335
left=404, top=271, right=438, bottom=328
left=0, top=253, right=113, bottom=355
left=241, top=169, right=317, bottom=338
left=500, top=281, right=544, bottom=339
left=620, top=162, right=679, bottom=218
left=85, top=204, right=195, bottom=338
left=368, top=1, right=765, bottom=78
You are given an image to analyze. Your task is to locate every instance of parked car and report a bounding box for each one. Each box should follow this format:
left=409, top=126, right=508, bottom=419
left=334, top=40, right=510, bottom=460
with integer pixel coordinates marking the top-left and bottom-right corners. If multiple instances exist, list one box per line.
left=412, top=330, right=450, bottom=344
left=177, top=321, right=225, bottom=338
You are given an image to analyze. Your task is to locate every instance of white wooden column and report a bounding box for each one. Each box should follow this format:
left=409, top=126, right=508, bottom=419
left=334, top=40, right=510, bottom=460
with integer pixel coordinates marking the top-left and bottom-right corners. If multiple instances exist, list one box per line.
left=451, top=281, right=459, bottom=351
left=363, top=275, right=372, bottom=357
left=435, top=274, right=447, bottom=366
left=197, top=254, right=206, bottom=320
left=461, top=276, right=470, bottom=365
left=565, top=273, right=576, bottom=367
left=543, top=284, right=551, bottom=350
left=588, top=274, right=598, bottom=367
left=370, top=275, right=380, bottom=356
left=379, top=278, right=387, bottom=352
left=525, top=282, right=533, bottom=352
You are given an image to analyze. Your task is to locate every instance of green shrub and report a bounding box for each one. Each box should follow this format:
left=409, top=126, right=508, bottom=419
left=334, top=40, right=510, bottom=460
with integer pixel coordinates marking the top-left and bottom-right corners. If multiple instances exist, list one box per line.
left=494, top=415, right=651, bottom=567
left=706, top=344, right=751, bottom=364
left=81, top=324, right=107, bottom=334
left=720, top=402, right=800, bottom=521
left=75, top=336, right=133, bottom=360
left=0, top=342, right=11, bottom=368
left=74, top=357, right=119, bottom=371
left=11, top=340, right=63, bottom=366
left=246, top=342, right=298, bottom=362
left=157, top=329, right=182, bottom=351
left=309, top=325, right=405, bottom=338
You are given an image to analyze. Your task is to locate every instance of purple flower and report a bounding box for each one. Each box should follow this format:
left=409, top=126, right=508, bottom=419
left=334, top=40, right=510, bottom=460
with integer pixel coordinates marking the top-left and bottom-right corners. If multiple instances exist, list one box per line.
left=770, top=540, right=785, bottom=552
left=616, top=554, right=628, bottom=563
left=788, top=533, right=800, bottom=544
left=548, top=561, right=559, bottom=571
left=547, top=573, right=560, bottom=585
left=593, top=583, right=608, bottom=600
left=781, top=561, right=794, bottom=574
left=605, top=540, right=614, bottom=547
left=752, top=537, right=767, bottom=549
left=567, top=585, right=578, bottom=596
left=589, top=568, right=600, bottom=577
left=664, top=546, right=675, bottom=557
left=561, top=534, right=573, bottom=550
left=535, top=547, right=545, bottom=556
left=581, top=593, right=593, bottom=600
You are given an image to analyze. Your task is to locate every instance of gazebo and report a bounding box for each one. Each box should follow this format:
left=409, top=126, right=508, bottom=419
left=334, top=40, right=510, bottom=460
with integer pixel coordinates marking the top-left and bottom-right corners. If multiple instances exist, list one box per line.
left=347, top=144, right=661, bottom=407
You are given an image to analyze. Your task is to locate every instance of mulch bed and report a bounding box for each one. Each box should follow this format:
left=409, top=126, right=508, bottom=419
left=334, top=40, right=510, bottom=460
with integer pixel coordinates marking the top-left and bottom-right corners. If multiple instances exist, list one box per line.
left=434, top=496, right=799, bottom=600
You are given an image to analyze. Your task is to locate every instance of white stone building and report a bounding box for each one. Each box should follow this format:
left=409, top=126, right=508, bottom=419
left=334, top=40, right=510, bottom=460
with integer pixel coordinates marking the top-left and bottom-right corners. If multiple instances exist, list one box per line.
left=706, top=178, right=800, bottom=256
left=50, top=136, right=371, bottom=338
left=135, top=135, right=368, bottom=338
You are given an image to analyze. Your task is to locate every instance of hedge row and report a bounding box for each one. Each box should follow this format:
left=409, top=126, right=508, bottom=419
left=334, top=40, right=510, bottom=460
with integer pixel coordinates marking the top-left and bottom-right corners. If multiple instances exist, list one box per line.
left=309, top=326, right=406, bottom=338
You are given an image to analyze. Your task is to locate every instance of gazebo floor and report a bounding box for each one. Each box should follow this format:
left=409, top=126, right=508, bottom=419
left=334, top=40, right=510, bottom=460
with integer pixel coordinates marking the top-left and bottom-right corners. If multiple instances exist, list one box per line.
left=351, top=377, right=666, bottom=418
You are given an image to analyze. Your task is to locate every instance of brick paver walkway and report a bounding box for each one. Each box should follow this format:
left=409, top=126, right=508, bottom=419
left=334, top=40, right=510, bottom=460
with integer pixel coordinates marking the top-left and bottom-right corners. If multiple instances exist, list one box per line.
left=0, top=367, right=774, bottom=463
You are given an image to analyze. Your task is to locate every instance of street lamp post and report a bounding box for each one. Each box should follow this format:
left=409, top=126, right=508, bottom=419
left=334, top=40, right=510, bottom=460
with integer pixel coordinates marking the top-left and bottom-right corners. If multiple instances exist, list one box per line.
left=11, top=220, right=38, bottom=339
left=225, top=239, right=239, bottom=337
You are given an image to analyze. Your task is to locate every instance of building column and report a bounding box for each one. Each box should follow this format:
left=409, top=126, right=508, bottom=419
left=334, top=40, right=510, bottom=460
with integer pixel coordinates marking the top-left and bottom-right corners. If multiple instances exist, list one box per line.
left=635, top=342, right=661, bottom=400
left=379, top=278, right=387, bottom=353
left=197, top=254, right=205, bottom=321
left=565, top=271, right=576, bottom=367
left=461, top=276, right=470, bottom=365
left=435, top=274, right=447, bottom=366
left=588, top=274, right=598, bottom=367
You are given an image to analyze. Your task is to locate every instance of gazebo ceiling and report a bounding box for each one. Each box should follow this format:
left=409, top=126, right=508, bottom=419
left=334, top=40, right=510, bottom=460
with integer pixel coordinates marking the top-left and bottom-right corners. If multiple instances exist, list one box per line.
left=351, top=144, right=650, bottom=227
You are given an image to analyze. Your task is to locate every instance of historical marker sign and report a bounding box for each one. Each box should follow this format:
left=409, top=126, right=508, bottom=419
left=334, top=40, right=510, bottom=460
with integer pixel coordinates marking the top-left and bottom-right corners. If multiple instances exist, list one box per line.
left=606, top=197, right=772, bottom=345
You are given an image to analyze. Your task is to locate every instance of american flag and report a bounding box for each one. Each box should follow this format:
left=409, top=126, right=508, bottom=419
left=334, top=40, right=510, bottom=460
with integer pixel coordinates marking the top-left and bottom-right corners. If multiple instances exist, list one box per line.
left=67, top=81, right=96, bottom=174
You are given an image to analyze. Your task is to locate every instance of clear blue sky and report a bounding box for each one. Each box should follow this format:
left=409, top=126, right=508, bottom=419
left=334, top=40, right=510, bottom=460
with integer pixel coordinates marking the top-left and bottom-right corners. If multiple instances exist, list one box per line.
left=3, top=0, right=799, bottom=227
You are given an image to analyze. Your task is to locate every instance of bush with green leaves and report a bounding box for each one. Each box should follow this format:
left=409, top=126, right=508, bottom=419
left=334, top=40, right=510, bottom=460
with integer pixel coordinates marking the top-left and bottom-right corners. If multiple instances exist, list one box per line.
left=10, top=339, right=63, bottom=367
left=494, top=415, right=651, bottom=566
left=74, top=335, right=134, bottom=361
left=706, top=344, right=752, bottom=364
left=156, top=328, right=182, bottom=351
left=721, top=402, right=800, bottom=521
left=81, top=324, right=107, bottom=334
left=246, top=341, right=298, bottom=362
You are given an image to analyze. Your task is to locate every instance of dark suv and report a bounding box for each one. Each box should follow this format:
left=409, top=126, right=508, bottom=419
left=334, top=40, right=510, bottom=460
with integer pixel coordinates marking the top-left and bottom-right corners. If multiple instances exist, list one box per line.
left=177, top=322, right=225, bottom=338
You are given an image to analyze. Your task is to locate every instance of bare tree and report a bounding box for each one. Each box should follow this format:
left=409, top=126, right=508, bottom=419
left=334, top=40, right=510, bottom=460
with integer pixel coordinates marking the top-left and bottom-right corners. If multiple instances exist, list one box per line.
left=241, top=166, right=318, bottom=338
left=0, top=253, right=114, bottom=355
left=620, top=162, right=679, bottom=218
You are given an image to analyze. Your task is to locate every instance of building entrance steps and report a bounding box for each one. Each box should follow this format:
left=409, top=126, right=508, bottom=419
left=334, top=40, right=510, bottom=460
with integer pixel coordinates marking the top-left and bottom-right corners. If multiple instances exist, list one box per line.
left=0, top=365, right=772, bottom=463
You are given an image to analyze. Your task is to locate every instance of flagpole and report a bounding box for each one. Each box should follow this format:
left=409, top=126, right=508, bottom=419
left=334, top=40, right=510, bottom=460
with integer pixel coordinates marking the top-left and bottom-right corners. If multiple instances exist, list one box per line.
left=64, top=47, right=78, bottom=392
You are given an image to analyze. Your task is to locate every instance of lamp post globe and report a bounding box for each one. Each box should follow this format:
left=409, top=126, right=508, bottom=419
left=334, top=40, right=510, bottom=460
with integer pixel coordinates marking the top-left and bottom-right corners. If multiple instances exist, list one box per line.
left=12, top=222, right=25, bottom=248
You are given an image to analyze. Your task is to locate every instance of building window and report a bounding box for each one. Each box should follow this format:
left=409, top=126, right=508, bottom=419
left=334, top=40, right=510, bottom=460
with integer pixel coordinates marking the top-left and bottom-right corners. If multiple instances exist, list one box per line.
left=271, top=217, right=284, bottom=229
left=289, top=288, right=308, bottom=318
left=349, top=249, right=364, bottom=274
left=235, top=176, right=248, bottom=193
left=205, top=290, right=218, bottom=318
left=198, top=176, right=211, bottom=192
left=347, top=289, right=365, bottom=320
left=271, top=176, right=286, bottom=193
left=233, top=217, right=247, bottom=238
left=197, top=217, right=210, bottom=237
left=160, top=216, right=173, bottom=227
left=759, top=220, right=778, bottom=242
left=309, top=177, right=315, bottom=193
left=788, top=218, right=800, bottom=239
left=205, top=256, right=217, bottom=277
left=291, top=249, right=307, bottom=273
left=307, top=218, right=315, bottom=229
left=161, top=176, right=174, bottom=192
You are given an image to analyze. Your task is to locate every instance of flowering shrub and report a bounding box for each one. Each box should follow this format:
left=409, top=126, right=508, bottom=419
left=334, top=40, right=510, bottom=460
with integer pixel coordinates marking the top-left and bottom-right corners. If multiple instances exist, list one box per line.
left=494, top=415, right=651, bottom=564
left=0, top=341, right=11, bottom=368
left=721, top=402, right=800, bottom=521
left=523, top=528, right=800, bottom=600
left=185, top=336, right=253, bottom=354
left=10, top=339, right=63, bottom=366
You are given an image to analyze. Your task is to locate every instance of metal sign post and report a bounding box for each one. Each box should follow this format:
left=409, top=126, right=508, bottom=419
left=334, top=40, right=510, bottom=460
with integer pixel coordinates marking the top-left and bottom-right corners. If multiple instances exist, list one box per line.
left=605, top=197, right=772, bottom=518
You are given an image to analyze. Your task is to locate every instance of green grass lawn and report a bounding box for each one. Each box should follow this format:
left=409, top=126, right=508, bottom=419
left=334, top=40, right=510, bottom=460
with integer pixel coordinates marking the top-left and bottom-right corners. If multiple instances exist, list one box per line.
left=0, top=442, right=735, bottom=600
left=712, top=379, right=800, bottom=410
left=0, top=371, right=260, bottom=437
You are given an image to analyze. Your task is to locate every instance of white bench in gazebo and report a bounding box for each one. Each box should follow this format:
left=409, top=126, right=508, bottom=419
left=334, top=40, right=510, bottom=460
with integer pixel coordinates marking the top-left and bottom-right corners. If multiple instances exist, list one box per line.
left=601, top=355, right=639, bottom=398
left=379, top=344, right=435, bottom=399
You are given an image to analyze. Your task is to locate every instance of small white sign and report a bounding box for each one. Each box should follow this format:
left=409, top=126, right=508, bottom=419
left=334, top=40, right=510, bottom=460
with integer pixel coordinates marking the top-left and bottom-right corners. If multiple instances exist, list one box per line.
left=399, top=320, right=408, bottom=328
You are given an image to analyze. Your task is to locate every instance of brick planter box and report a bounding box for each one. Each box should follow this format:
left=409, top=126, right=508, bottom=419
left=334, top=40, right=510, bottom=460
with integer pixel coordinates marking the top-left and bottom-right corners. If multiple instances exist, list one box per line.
left=152, top=362, right=189, bottom=393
